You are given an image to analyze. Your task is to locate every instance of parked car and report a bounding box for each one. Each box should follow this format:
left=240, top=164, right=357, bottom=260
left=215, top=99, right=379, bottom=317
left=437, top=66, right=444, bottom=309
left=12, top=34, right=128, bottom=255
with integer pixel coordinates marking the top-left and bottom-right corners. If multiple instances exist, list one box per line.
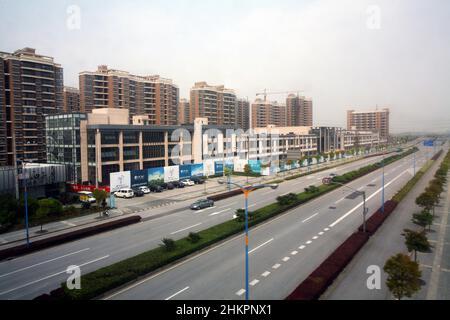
left=191, top=176, right=206, bottom=184
left=149, top=185, right=164, bottom=193
left=172, top=181, right=185, bottom=188
left=138, top=186, right=151, bottom=194
left=159, top=182, right=168, bottom=189
left=133, top=188, right=145, bottom=197
left=180, top=179, right=195, bottom=186
left=115, top=188, right=134, bottom=198
left=166, top=182, right=175, bottom=190
left=190, top=199, right=214, bottom=210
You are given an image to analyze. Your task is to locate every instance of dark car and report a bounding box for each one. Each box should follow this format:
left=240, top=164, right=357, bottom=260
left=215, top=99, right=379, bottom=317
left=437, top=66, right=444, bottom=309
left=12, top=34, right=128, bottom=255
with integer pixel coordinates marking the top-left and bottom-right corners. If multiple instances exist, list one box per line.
left=172, top=181, right=185, bottom=188
left=149, top=185, right=163, bottom=193
left=159, top=182, right=168, bottom=189
left=190, top=199, right=214, bottom=210
left=191, top=176, right=206, bottom=184
left=167, top=182, right=175, bottom=190
left=132, top=188, right=145, bottom=197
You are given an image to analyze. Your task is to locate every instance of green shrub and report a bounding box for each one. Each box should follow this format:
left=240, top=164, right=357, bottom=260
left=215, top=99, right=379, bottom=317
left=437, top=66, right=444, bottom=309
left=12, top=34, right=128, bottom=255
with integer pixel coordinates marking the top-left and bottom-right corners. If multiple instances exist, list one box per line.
left=187, top=232, right=201, bottom=243
left=160, top=238, right=176, bottom=251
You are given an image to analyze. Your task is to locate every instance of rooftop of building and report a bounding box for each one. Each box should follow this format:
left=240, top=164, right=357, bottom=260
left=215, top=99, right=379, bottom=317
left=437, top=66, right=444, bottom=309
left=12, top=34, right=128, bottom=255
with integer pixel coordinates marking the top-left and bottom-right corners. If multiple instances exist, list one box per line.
left=191, top=81, right=235, bottom=95
left=79, top=65, right=176, bottom=86
left=0, top=47, right=60, bottom=66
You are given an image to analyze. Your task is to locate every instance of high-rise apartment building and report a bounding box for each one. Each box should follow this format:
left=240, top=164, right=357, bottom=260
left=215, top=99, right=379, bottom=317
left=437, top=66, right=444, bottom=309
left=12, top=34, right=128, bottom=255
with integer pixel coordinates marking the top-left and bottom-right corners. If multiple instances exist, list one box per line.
left=286, top=94, right=313, bottom=126
left=0, top=48, right=64, bottom=165
left=347, top=108, right=390, bottom=141
left=79, top=65, right=179, bottom=125
left=63, top=86, right=80, bottom=112
left=251, top=99, right=287, bottom=128
left=178, top=98, right=191, bottom=124
left=236, top=98, right=250, bottom=131
left=190, top=82, right=236, bottom=125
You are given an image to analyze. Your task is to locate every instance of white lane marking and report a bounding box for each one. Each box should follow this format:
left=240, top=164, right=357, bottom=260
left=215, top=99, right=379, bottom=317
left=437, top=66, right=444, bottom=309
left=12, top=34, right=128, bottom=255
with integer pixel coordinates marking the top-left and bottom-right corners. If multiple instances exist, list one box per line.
left=335, top=197, right=345, bottom=204
left=236, top=289, right=246, bottom=296
left=282, top=257, right=290, bottom=262
left=330, top=170, right=408, bottom=228
left=302, top=212, right=319, bottom=223
left=217, top=202, right=237, bottom=209
left=0, top=255, right=109, bottom=296
left=318, top=232, right=324, bottom=235
left=371, top=178, right=377, bottom=183
left=299, top=245, right=306, bottom=250
left=324, top=228, right=330, bottom=231
left=250, top=279, right=260, bottom=286
left=261, top=271, right=271, bottom=277
left=196, top=206, right=216, bottom=213
left=170, top=223, right=202, bottom=235
left=291, top=251, right=298, bottom=255
left=0, top=248, right=91, bottom=279
left=306, top=240, right=312, bottom=244
left=60, top=220, right=77, bottom=227
left=272, top=263, right=281, bottom=269
left=312, top=236, right=318, bottom=240
left=249, top=238, right=274, bottom=254
left=208, top=208, right=231, bottom=216
left=164, top=286, right=190, bottom=300
left=0, top=238, right=7, bottom=244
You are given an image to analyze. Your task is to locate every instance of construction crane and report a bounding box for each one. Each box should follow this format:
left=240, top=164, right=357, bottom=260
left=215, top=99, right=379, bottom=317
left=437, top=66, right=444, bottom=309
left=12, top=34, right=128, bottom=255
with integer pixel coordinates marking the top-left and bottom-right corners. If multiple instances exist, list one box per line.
left=256, top=89, right=304, bottom=102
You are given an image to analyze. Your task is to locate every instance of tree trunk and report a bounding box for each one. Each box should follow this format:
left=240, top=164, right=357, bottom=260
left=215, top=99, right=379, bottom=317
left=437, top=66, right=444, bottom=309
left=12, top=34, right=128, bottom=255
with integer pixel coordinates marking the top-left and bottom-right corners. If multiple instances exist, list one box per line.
left=414, top=250, right=417, bottom=262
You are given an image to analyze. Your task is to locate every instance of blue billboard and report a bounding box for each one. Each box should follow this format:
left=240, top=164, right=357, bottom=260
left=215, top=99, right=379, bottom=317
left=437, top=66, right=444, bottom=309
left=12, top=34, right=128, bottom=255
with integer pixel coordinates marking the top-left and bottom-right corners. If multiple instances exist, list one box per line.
left=423, top=140, right=434, bottom=147
left=248, top=160, right=261, bottom=174
left=214, top=162, right=224, bottom=175
left=131, top=169, right=148, bottom=188
left=179, top=164, right=192, bottom=179
left=148, top=167, right=164, bottom=184
left=191, top=163, right=204, bottom=177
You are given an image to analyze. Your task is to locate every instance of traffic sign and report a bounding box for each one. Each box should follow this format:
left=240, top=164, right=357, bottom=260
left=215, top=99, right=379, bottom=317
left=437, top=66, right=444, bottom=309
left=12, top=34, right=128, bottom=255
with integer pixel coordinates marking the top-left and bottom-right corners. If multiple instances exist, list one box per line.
left=322, top=177, right=332, bottom=185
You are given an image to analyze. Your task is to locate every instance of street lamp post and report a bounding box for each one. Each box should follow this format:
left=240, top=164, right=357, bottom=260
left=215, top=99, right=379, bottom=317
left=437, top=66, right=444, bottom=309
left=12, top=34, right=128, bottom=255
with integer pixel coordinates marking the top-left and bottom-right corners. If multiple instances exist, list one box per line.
left=381, top=154, right=385, bottom=213
left=323, top=177, right=368, bottom=232
left=218, top=179, right=278, bottom=301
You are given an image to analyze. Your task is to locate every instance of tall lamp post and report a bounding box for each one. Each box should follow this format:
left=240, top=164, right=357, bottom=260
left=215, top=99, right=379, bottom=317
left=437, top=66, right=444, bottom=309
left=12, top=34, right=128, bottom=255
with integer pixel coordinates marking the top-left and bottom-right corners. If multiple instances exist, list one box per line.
left=17, top=160, right=30, bottom=247
left=218, top=179, right=278, bottom=301
left=322, top=176, right=368, bottom=232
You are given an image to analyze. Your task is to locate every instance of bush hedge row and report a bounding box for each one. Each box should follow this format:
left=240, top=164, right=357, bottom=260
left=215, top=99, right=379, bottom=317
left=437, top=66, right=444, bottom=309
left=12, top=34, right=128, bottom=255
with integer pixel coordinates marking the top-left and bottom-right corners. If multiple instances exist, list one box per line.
left=38, top=147, right=416, bottom=300
left=0, top=215, right=142, bottom=261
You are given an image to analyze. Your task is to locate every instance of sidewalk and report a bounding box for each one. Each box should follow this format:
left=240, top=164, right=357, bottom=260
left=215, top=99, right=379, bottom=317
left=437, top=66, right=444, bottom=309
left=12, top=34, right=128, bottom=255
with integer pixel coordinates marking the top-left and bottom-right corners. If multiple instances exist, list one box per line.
left=0, top=155, right=364, bottom=249
left=322, top=150, right=448, bottom=300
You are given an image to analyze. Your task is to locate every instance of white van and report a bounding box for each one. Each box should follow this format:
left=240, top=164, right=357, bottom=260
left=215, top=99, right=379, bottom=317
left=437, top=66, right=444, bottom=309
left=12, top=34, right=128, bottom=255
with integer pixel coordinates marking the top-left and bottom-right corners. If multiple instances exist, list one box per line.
left=115, top=188, right=134, bottom=199
left=78, top=191, right=96, bottom=203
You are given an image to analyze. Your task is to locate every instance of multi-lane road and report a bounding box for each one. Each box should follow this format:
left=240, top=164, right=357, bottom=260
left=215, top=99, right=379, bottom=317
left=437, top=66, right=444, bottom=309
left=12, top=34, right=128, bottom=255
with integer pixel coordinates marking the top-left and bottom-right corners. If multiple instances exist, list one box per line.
left=104, top=147, right=429, bottom=300
left=0, top=147, right=425, bottom=300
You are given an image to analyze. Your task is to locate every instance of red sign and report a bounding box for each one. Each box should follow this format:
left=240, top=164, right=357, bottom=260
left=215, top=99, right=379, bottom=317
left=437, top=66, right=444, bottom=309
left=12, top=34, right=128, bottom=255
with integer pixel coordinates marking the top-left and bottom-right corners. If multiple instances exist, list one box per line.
left=67, top=183, right=110, bottom=193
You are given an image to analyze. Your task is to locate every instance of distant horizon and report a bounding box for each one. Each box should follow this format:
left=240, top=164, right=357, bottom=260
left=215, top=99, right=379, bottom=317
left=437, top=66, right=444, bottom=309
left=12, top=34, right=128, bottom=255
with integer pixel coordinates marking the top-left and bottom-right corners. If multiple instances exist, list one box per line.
left=1, top=0, right=449, bottom=133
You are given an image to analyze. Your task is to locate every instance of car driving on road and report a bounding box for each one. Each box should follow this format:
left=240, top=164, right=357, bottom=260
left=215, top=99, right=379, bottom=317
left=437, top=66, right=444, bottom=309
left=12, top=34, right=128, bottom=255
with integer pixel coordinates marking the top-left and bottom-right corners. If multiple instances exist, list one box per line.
left=190, top=199, right=214, bottom=210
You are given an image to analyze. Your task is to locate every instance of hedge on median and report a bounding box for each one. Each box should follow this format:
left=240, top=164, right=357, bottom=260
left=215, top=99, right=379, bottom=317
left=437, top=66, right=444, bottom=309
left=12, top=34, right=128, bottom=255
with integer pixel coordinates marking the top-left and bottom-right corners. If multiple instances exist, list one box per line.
left=45, top=147, right=417, bottom=300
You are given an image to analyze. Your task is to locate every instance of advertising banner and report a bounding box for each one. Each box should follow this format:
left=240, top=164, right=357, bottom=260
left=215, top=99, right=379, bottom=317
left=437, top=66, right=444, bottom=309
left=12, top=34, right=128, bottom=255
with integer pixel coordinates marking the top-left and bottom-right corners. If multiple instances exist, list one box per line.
left=248, top=160, right=261, bottom=174
left=148, top=167, right=164, bottom=184
left=179, top=164, right=192, bottom=179
left=110, top=171, right=131, bottom=192
left=67, top=184, right=110, bottom=193
left=131, top=169, right=148, bottom=188
left=191, top=163, right=204, bottom=177
left=164, top=165, right=180, bottom=182
left=203, top=159, right=215, bottom=177
left=233, top=159, right=247, bottom=173
left=214, top=162, right=224, bottom=175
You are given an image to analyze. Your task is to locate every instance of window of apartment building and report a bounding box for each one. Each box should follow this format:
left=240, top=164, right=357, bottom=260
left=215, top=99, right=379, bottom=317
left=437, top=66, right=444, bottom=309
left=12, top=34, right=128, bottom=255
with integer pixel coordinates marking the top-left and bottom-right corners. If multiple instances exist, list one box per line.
left=143, top=145, right=164, bottom=159
left=123, top=131, right=140, bottom=144
left=101, top=147, right=119, bottom=162
left=101, top=132, right=119, bottom=145
left=88, top=147, right=96, bottom=163
left=123, top=146, right=139, bottom=160
left=143, top=131, right=164, bottom=143
left=143, top=160, right=165, bottom=169
left=124, top=162, right=140, bottom=171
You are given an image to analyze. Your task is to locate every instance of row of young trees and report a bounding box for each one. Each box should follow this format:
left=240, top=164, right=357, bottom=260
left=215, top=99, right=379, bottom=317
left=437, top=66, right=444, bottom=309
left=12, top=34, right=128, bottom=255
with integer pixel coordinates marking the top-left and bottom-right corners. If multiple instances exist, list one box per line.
left=384, top=149, right=450, bottom=300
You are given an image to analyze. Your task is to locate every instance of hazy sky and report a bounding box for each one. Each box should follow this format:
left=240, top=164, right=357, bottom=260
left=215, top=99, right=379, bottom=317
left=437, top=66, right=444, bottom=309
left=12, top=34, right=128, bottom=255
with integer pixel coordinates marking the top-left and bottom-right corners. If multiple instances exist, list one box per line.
left=1, top=0, right=449, bottom=133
